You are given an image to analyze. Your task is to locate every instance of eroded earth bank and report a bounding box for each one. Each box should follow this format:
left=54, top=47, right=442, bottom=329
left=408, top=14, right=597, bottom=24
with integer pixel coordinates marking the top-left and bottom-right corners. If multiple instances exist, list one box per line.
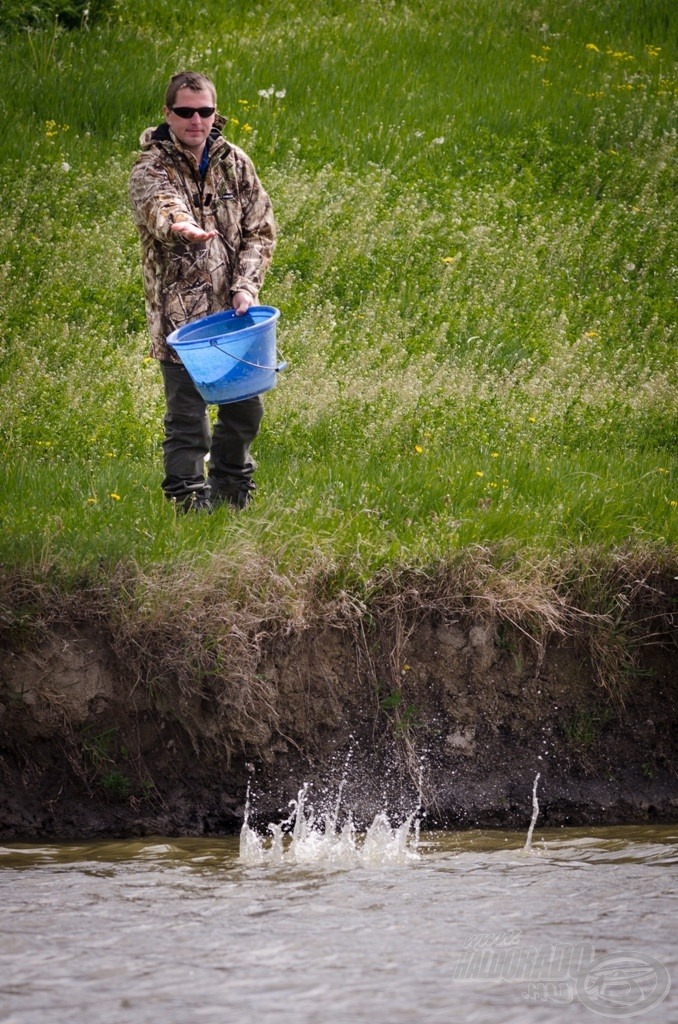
left=1, top=563, right=677, bottom=839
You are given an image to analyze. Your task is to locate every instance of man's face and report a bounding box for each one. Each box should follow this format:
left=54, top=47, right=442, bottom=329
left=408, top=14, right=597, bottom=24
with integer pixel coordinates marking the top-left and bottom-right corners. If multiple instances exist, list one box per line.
left=163, top=87, right=216, bottom=156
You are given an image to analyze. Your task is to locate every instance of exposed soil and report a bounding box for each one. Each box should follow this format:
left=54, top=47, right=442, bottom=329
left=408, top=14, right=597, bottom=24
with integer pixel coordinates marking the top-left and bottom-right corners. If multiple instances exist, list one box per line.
left=1, top=578, right=676, bottom=839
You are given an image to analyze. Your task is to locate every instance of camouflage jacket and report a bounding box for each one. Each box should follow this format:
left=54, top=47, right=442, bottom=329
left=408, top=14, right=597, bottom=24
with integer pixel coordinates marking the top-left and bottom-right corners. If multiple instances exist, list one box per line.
left=129, top=117, right=276, bottom=361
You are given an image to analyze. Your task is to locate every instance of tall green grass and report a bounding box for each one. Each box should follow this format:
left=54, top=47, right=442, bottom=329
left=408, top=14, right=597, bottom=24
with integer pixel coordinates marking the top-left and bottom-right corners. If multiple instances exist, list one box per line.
left=0, top=0, right=676, bottom=585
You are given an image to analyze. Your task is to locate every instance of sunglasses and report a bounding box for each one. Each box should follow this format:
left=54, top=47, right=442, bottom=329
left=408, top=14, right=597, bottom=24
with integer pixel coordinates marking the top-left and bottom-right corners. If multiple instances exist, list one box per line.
left=171, top=106, right=216, bottom=119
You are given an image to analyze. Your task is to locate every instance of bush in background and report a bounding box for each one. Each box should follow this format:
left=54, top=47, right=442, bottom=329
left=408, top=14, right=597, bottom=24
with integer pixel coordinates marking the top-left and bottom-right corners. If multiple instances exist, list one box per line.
left=0, top=0, right=115, bottom=31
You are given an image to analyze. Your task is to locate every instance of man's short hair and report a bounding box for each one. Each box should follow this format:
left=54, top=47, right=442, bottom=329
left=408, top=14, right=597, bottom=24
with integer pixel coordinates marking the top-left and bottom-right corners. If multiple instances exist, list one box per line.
left=165, top=72, right=217, bottom=108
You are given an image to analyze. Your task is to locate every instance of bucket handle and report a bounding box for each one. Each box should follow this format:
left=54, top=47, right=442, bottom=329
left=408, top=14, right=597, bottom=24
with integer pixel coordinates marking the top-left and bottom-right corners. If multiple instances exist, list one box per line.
left=210, top=339, right=287, bottom=373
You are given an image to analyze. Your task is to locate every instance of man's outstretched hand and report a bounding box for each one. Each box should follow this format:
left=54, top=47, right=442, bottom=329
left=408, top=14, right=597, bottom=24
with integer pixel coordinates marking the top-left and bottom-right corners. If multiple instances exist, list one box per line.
left=170, top=222, right=218, bottom=243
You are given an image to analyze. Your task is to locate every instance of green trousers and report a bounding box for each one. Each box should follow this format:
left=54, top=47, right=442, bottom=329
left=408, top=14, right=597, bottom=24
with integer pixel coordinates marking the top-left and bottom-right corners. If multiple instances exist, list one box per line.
left=160, top=361, right=264, bottom=501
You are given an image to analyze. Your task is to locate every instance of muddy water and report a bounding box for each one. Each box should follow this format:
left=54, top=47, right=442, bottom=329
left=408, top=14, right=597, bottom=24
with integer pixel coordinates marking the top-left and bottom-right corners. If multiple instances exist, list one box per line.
left=1, top=825, right=676, bottom=1024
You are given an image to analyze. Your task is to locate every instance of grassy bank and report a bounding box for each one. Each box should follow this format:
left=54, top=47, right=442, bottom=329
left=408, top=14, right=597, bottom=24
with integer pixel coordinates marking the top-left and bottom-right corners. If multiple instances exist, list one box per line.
left=0, top=0, right=676, bottom=609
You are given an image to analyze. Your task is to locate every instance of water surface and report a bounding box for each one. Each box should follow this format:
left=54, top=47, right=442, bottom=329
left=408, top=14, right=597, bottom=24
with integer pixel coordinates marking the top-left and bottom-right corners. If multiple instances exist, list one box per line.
left=1, top=824, right=676, bottom=1023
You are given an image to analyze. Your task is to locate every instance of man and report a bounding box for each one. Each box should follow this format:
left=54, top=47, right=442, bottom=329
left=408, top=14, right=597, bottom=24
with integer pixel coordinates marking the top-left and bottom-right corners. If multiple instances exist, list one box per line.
left=129, top=71, right=276, bottom=511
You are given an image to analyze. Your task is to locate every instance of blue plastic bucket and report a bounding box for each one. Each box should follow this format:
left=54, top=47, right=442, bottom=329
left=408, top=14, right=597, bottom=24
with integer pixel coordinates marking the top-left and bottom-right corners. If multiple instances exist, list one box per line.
left=166, top=306, right=284, bottom=404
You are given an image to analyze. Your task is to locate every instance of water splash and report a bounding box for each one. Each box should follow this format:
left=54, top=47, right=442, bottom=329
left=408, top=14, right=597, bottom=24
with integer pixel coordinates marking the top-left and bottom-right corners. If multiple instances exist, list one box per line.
left=239, top=781, right=421, bottom=867
left=523, top=772, right=541, bottom=852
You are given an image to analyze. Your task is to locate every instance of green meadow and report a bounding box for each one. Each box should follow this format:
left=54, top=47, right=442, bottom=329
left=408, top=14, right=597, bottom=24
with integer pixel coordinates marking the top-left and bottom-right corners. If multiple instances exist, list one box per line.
left=0, top=0, right=676, bottom=608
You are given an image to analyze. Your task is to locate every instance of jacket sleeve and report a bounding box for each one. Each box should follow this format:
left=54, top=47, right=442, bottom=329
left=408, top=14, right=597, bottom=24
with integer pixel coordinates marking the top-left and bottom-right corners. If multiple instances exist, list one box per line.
left=128, top=151, right=200, bottom=242
left=229, top=151, right=277, bottom=301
